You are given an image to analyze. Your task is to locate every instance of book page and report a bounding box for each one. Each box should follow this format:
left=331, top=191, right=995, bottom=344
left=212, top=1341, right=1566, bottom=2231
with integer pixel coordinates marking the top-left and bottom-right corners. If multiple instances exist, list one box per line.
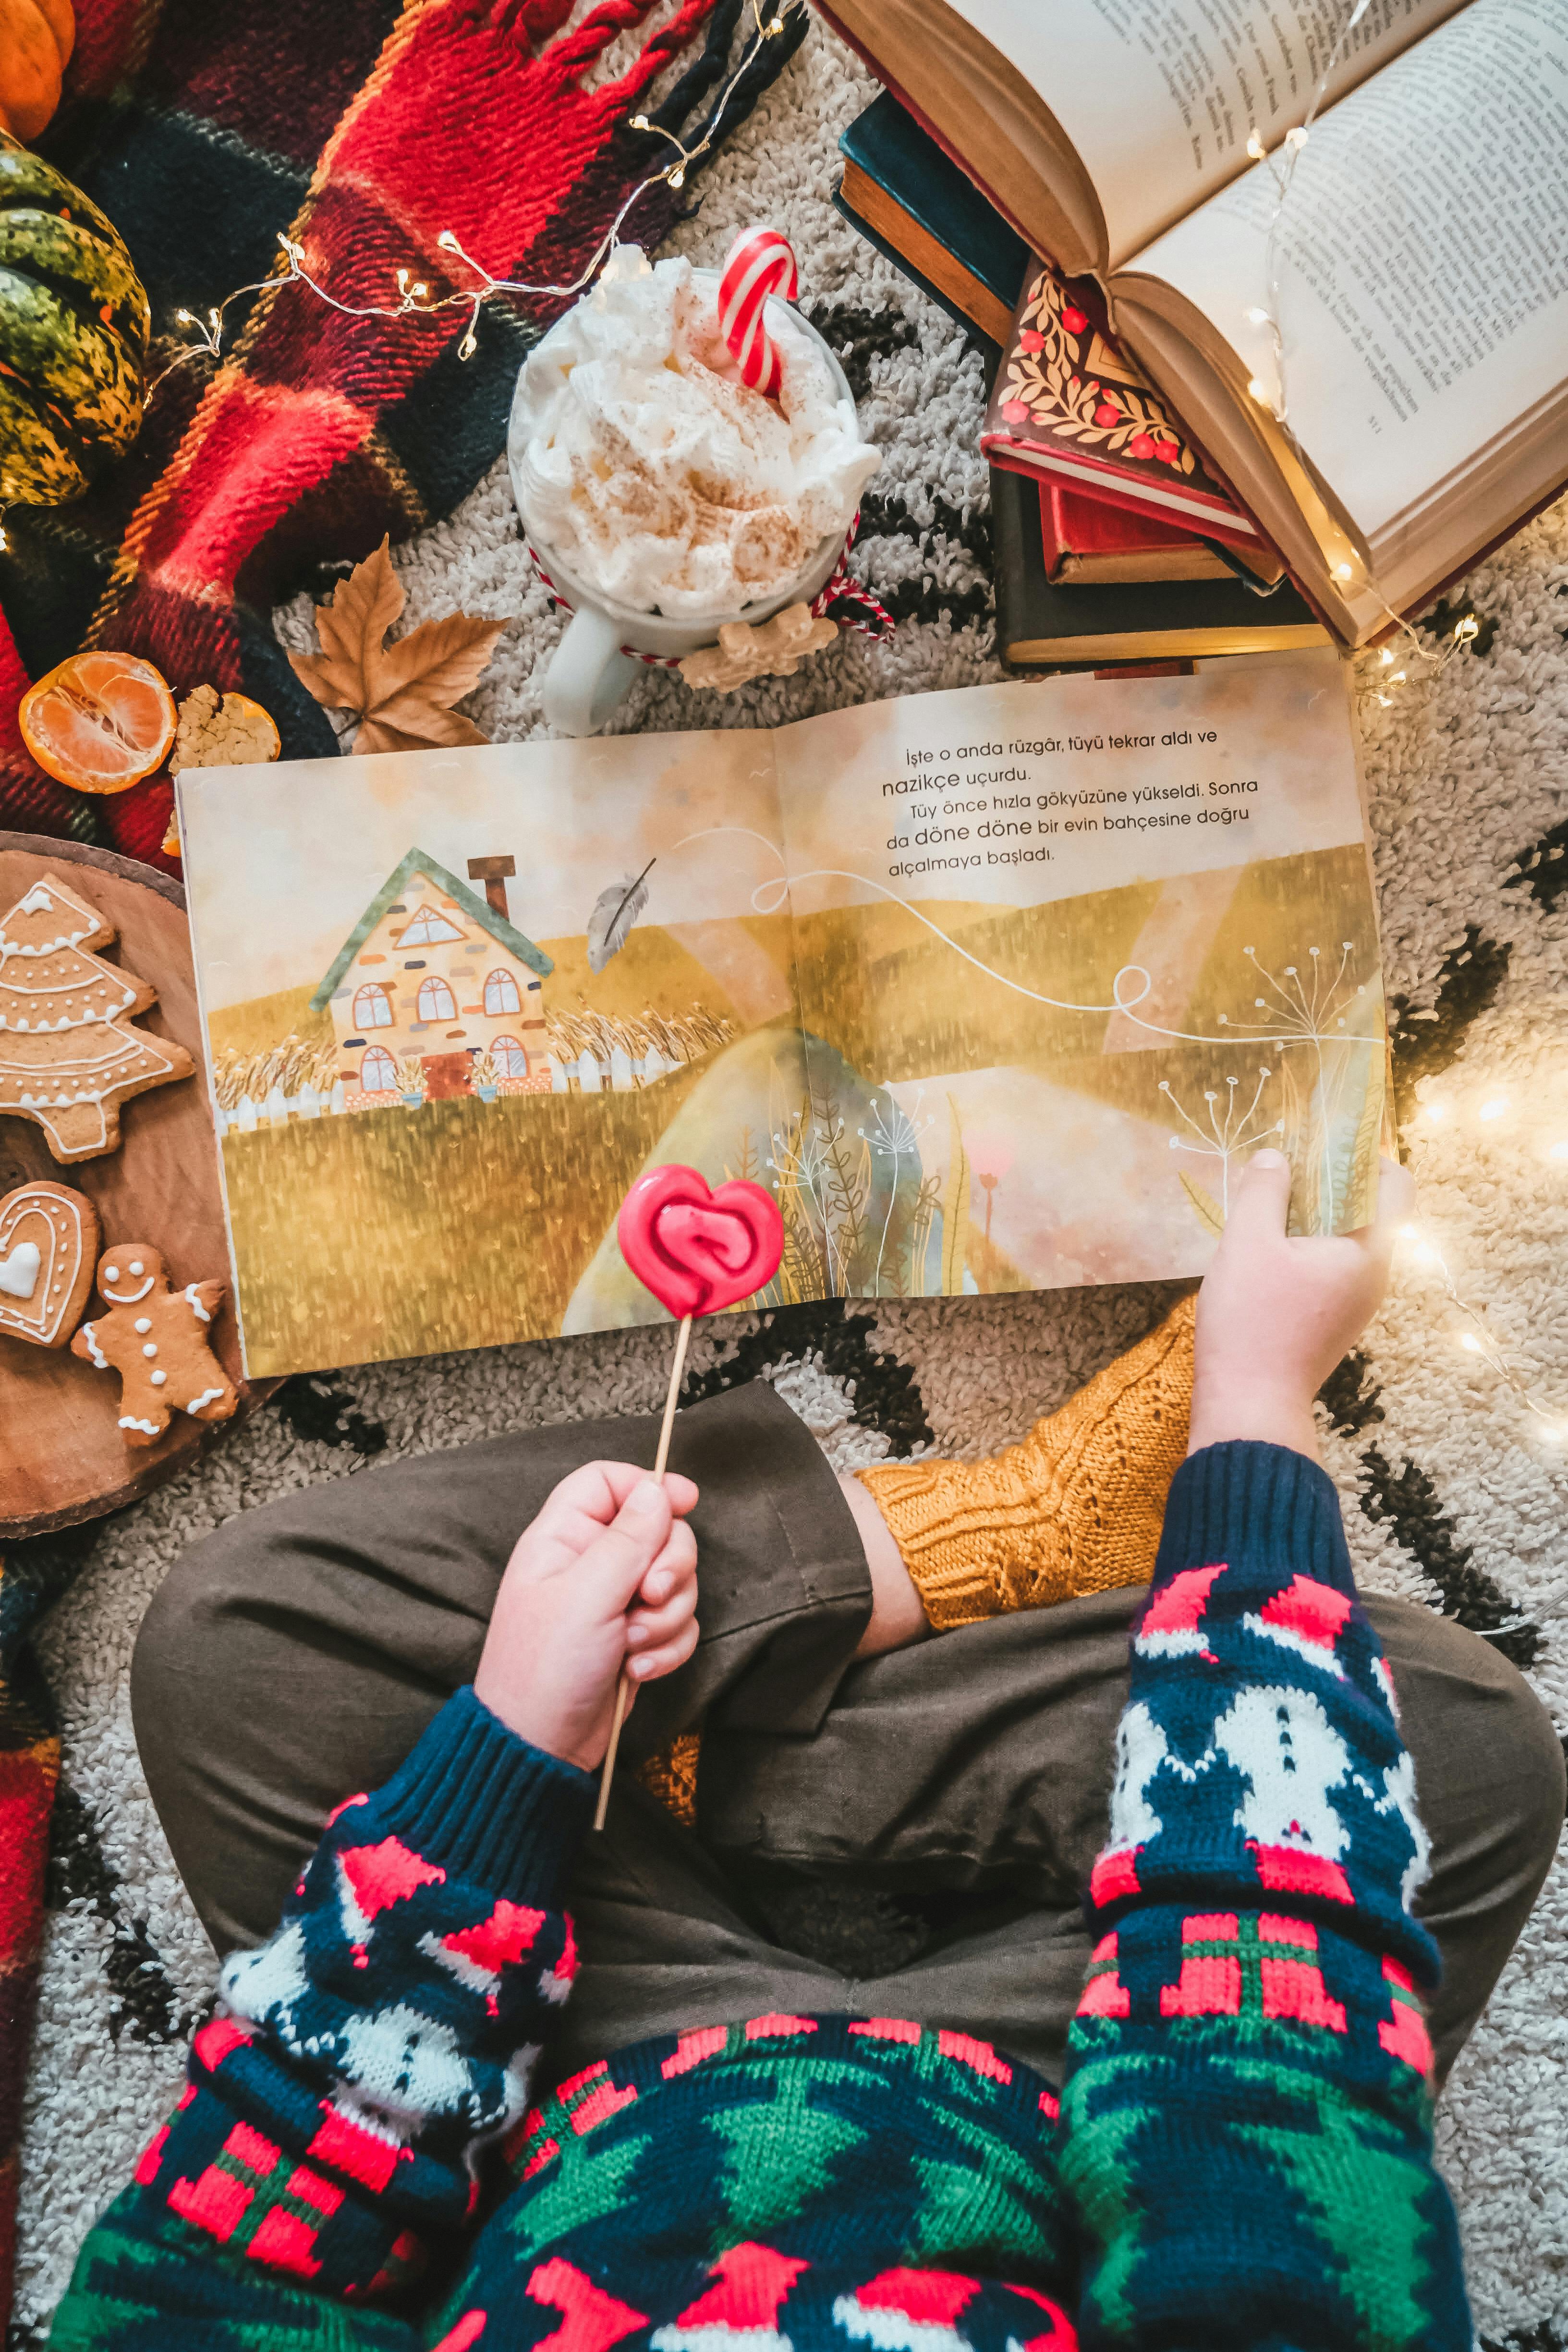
left=946, top=0, right=1465, bottom=267
left=178, top=729, right=812, bottom=1375
left=771, top=653, right=1384, bottom=1301
left=1128, top=0, right=1568, bottom=539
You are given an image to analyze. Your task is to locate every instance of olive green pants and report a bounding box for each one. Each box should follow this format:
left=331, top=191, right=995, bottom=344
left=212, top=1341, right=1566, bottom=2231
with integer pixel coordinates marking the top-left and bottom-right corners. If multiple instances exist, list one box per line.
left=132, top=1382, right=1564, bottom=2089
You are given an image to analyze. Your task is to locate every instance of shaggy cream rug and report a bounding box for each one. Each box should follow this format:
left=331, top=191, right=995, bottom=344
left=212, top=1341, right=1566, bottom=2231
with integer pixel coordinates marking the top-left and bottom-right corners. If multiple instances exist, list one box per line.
left=14, top=20, right=1568, bottom=2345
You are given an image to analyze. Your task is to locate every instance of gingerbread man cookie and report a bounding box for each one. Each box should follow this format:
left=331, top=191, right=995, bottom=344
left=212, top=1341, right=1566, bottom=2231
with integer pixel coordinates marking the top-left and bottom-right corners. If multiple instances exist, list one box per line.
left=71, top=1245, right=238, bottom=1446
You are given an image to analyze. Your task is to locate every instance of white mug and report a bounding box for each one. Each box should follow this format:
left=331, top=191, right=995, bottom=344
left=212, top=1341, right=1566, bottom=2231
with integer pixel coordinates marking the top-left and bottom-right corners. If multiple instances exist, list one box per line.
left=507, top=281, right=861, bottom=738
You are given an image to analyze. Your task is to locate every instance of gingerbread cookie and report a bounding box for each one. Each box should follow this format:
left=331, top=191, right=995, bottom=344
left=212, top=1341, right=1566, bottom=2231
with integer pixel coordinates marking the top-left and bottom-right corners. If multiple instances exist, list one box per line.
left=0, top=1179, right=100, bottom=1346
left=0, top=873, right=195, bottom=1164
left=71, top=1245, right=238, bottom=1446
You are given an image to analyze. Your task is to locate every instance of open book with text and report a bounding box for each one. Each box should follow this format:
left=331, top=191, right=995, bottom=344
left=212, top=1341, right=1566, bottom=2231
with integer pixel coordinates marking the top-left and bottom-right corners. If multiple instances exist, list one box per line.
left=814, top=0, right=1568, bottom=646
left=179, top=654, right=1386, bottom=1375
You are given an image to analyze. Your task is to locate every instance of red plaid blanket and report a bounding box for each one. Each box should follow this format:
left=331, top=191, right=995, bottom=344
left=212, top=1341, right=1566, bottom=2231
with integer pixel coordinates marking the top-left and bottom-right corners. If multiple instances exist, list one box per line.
left=0, top=0, right=802, bottom=870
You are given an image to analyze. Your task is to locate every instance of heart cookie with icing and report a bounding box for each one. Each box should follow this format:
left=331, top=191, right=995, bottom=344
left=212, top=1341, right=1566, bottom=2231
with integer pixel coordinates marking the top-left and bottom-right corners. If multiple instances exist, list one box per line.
left=0, top=1180, right=101, bottom=1347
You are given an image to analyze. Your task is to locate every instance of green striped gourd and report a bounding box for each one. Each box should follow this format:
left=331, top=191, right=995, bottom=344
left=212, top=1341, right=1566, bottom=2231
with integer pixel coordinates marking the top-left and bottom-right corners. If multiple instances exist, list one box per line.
left=0, top=130, right=149, bottom=504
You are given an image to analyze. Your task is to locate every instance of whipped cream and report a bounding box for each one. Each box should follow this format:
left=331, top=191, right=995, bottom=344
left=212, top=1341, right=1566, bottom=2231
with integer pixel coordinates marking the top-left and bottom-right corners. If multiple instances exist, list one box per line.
left=510, top=248, right=880, bottom=619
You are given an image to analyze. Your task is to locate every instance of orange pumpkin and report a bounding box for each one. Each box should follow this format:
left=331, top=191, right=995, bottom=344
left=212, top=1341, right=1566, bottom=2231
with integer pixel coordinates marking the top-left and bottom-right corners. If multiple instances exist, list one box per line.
left=0, top=0, right=75, bottom=145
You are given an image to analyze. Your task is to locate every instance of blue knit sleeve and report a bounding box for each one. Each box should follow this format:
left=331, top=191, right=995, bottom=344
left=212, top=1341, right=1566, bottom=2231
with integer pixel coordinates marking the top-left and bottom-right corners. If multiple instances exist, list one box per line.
left=1057, top=1440, right=1472, bottom=2351
left=50, top=1687, right=593, bottom=2341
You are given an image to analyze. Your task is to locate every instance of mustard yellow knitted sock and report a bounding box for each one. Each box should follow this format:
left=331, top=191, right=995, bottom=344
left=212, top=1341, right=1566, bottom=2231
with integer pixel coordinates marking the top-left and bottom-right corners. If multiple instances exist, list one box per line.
left=856, top=1292, right=1196, bottom=1628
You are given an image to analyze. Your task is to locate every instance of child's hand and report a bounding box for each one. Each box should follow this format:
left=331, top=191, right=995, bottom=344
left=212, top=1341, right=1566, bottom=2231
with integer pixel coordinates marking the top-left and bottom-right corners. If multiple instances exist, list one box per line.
left=474, top=1462, right=699, bottom=1771
left=1189, top=1148, right=1414, bottom=1462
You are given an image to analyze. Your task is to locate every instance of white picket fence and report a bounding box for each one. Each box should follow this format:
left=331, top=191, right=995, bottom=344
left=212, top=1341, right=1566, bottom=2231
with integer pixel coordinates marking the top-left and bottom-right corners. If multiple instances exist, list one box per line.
left=215, top=1079, right=347, bottom=1137
left=217, top=1045, right=693, bottom=1133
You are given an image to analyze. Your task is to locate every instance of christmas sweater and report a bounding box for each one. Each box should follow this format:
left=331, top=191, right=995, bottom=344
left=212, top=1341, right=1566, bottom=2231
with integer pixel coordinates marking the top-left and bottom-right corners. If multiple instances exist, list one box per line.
left=50, top=1441, right=1471, bottom=2351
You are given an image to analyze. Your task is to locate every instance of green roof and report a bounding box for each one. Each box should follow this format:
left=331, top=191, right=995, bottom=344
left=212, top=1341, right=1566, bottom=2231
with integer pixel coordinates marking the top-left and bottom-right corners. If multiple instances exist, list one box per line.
left=310, top=847, right=554, bottom=1011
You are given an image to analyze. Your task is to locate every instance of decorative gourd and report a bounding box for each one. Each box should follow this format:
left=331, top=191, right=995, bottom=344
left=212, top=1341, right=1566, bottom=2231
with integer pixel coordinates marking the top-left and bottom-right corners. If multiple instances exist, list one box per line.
left=0, top=0, right=73, bottom=144
left=0, top=131, right=148, bottom=505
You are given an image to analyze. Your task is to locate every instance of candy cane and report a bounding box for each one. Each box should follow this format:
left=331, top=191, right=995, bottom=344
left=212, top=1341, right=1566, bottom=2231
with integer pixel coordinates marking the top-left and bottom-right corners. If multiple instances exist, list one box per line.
left=718, top=227, right=799, bottom=400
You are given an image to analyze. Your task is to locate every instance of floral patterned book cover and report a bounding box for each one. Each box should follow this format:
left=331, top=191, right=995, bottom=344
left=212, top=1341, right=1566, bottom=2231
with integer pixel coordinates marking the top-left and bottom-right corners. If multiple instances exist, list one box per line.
left=178, top=653, right=1385, bottom=1378
left=982, top=260, right=1264, bottom=553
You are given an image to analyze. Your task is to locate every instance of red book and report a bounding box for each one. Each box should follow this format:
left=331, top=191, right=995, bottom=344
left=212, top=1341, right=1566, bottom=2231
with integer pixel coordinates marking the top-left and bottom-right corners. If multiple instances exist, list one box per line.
left=982, top=260, right=1271, bottom=564
left=1043, top=485, right=1236, bottom=584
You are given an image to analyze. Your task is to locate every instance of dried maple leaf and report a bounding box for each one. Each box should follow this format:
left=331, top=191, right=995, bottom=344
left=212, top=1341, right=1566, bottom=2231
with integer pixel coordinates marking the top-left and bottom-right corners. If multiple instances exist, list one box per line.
left=288, top=536, right=505, bottom=755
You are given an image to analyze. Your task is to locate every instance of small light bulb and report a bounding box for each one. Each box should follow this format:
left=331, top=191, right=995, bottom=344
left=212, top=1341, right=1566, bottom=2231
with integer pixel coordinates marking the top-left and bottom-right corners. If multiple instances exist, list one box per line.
left=1548, top=1139, right=1568, bottom=1161
left=413, top=282, right=429, bottom=299
left=1246, top=130, right=1266, bottom=159
left=1334, top=560, right=1355, bottom=582
left=631, top=113, right=649, bottom=130
left=1247, top=376, right=1271, bottom=402
left=669, top=167, right=685, bottom=188
left=1459, top=1333, right=1483, bottom=1354
left=1421, top=1099, right=1448, bottom=1124
left=1245, top=305, right=1271, bottom=324
left=438, top=229, right=461, bottom=250
left=1285, top=124, right=1309, bottom=148
left=1478, top=1096, right=1509, bottom=1121
left=1380, top=647, right=1395, bottom=666
left=176, top=308, right=193, bottom=325
left=0, top=522, right=7, bottom=554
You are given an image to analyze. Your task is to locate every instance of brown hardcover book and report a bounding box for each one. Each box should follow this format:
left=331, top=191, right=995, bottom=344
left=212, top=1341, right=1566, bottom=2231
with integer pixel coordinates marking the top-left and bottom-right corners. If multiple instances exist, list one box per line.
left=816, top=0, right=1568, bottom=648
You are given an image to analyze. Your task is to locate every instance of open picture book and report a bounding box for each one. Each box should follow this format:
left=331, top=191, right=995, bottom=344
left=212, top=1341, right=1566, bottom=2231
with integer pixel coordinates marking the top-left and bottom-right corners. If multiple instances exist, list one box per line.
left=814, top=0, right=1568, bottom=647
left=178, top=654, right=1386, bottom=1376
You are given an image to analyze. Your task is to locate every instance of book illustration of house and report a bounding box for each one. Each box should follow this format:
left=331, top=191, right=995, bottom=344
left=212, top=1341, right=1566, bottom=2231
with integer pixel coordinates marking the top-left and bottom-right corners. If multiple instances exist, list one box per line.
left=311, top=849, right=553, bottom=1105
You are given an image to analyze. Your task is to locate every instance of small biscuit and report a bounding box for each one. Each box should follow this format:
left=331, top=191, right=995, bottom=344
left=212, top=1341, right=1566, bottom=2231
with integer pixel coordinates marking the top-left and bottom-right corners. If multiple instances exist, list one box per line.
left=0, top=1179, right=100, bottom=1347
left=71, top=1244, right=238, bottom=1448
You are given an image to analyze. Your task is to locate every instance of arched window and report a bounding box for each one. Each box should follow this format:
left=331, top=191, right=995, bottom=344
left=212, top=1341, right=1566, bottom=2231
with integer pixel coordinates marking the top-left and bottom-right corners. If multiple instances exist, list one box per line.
left=353, top=982, right=393, bottom=1029
left=484, top=968, right=522, bottom=1015
left=416, top=975, right=457, bottom=1023
left=361, top=1045, right=397, bottom=1092
left=491, top=1035, right=530, bottom=1079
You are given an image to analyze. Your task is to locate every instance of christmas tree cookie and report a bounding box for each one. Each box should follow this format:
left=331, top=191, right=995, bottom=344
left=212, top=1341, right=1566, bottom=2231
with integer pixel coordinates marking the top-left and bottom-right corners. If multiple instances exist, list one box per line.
left=0, top=872, right=194, bottom=1162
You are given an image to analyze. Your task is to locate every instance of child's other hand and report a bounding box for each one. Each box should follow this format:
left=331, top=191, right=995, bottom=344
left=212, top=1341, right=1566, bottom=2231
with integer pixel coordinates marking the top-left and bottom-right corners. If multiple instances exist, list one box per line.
left=474, top=1462, right=699, bottom=1770
left=1189, top=1148, right=1414, bottom=1462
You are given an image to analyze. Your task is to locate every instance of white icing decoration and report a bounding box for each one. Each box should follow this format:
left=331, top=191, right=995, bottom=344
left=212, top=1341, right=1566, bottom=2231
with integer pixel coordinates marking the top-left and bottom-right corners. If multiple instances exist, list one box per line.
left=18, top=886, right=54, bottom=914
left=102, top=1274, right=154, bottom=1303
left=184, top=1283, right=212, bottom=1323
left=134, top=1316, right=151, bottom=1333
left=142, top=1342, right=158, bottom=1358
left=184, top=1386, right=225, bottom=1414
left=130, top=1259, right=144, bottom=1275
left=150, top=1369, right=167, bottom=1386
left=0, top=1241, right=41, bottom=1299
left=120, top=1417, right=160, bottom=1433
left=80, top=1321, right=108, bottom=1370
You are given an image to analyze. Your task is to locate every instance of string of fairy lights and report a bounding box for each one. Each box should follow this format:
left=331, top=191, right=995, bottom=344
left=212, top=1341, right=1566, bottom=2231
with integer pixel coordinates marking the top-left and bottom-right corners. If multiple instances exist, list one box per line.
left=151, top=0, right=799, bottom=388
left=12, top=0, right=1558, bottom=1454
left=1237, top=8, right=1566, bottom=1461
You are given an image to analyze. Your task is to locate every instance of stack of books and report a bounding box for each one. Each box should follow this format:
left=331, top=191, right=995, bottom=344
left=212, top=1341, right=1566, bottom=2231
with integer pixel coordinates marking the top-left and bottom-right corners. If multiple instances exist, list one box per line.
left=829, top=0, right=1568, bottom=667
left=837, top=94, right=1325, bottom=669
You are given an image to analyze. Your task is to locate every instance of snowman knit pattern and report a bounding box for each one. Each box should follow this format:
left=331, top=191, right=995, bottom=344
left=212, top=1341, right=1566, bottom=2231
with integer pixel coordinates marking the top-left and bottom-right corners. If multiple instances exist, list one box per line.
left=49, top=1443, right=1470, bottom=2351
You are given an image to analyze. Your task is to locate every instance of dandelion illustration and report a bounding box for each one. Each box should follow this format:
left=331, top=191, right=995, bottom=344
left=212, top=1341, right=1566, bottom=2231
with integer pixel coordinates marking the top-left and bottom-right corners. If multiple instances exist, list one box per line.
left=859, top=1088, right=934, bottom=1294
left=1160, top=1066, right=1283, bottom=1225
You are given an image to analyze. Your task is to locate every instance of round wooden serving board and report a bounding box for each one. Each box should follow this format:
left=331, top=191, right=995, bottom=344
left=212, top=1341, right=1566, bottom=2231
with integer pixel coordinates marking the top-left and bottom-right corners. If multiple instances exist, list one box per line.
left=0, top=834, right=274, bottom=1538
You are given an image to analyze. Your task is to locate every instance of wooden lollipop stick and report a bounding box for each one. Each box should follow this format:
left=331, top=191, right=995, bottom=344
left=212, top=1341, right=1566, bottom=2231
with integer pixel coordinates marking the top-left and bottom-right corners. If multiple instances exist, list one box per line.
left=594, top=1311, right=692, bottom=1832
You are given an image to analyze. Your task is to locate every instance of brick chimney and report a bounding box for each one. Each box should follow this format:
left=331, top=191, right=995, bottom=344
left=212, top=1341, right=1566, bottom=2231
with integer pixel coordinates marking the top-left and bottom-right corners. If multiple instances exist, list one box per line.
left=468, top=855, right=516, bottom=921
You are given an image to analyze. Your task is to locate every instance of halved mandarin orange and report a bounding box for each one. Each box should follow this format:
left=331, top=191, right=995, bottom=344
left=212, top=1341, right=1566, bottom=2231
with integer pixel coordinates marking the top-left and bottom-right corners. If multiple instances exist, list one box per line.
left=19, top=650, right=178, bottom=794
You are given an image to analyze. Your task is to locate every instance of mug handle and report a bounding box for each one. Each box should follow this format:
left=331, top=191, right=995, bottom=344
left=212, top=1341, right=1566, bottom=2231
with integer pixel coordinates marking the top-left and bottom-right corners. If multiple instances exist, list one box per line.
left=543, top=607, right=643, bottom=737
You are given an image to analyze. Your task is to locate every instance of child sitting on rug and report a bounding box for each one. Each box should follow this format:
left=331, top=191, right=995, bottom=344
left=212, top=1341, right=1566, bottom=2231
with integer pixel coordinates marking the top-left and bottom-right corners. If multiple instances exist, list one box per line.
left=51, top=1151, right=1564, bottom=2350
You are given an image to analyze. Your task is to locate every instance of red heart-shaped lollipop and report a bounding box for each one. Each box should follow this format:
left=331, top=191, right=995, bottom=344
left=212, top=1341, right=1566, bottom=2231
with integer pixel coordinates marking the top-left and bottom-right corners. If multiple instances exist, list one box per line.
left=618, top=1164, right=784, bottom=1320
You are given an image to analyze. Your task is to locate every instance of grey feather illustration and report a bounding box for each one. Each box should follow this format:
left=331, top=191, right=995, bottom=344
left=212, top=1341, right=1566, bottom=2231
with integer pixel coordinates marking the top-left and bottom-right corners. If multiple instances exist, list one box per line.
left=586, top=858, right=656, bottom=973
